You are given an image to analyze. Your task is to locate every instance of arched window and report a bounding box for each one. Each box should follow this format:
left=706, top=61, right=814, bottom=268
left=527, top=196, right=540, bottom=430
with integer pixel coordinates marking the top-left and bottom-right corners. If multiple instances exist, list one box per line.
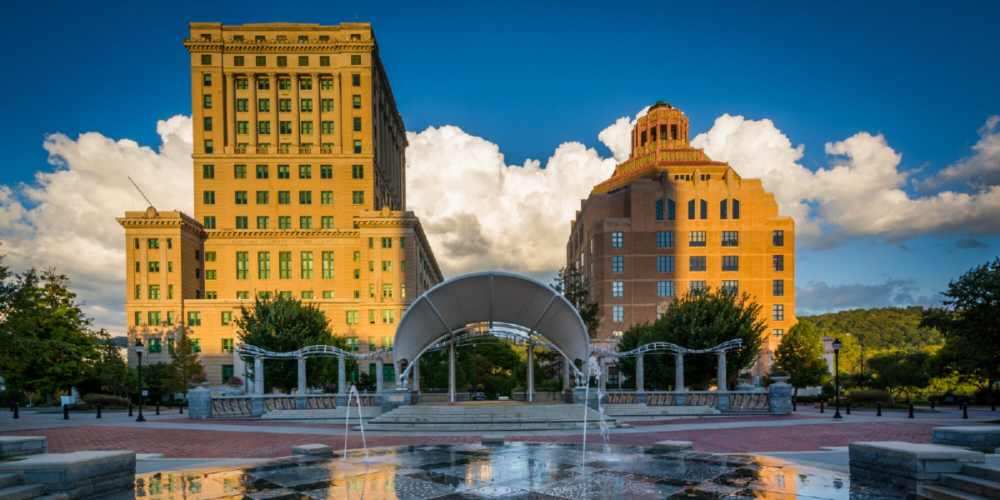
left=733, top=199, right=741, bottom=220
left=687, top=200, right=695, bottom=220
left=720, top=200, right=728, bottom=220
left=655, top=199, right=663, bottom=221
left=700, top=199, right=708, bottom=220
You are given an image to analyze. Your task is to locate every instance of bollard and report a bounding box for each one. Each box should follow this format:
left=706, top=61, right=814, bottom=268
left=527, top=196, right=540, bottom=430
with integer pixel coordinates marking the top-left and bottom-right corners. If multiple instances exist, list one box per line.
left=128, top=402, right=133, bottom=417
left=908, top=403, right=914, bottom=418
left=792, top=399, right=797, bottom=411
left=63, top=404, right=69, bottom=420
left=96, top=402, right=102, bottom=419
left=877, top=401, right=882, bottom=416
left=931, top=399, right=935, bottom=410
left=963, top=403, right=968, bottom=419
left=179, top=403, right=183, bottom=415
left=992, top=398, right=996, bottom=412
left=156, top=402, right=160, bottom=415
left=820, top=400, right=825, bottom=413
left=846, top=401, right=851, bottom=415
left=13, top=403, right=18, bottom=419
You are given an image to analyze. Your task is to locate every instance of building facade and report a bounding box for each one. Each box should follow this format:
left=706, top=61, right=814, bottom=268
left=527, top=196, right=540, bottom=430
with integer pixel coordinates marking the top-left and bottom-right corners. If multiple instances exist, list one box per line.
left=118, top=22, right=443, bottom=391
left=566, top=102, right=795, bottom=377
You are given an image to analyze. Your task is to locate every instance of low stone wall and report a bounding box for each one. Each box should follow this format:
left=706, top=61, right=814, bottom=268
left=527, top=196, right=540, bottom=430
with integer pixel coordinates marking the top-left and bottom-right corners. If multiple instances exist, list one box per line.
left=932, top=426, right=1000, bottom=452
left=0, top=436, right=46, bottom=458
left=0, top=450, right=136, bottom=500
left=849, top=441, right=984, bottom=490
left=768, top=383, right=792, bottom=414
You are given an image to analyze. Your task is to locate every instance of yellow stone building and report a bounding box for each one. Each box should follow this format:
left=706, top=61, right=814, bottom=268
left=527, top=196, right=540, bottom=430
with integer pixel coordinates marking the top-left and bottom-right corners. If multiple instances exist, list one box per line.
left=118, top=22, right=443, bottom=390
left=566, top=102, right=796, bottom=377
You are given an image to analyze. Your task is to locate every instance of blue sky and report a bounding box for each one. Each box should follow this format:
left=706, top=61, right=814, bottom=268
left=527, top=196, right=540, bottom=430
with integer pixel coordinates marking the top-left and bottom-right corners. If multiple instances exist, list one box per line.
left=1, top=0, right=999, bottom=330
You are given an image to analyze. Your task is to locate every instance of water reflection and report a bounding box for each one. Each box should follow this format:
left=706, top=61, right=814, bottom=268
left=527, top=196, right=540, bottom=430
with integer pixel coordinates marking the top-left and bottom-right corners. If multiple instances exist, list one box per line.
left=111, top=443, right=910, bottom=500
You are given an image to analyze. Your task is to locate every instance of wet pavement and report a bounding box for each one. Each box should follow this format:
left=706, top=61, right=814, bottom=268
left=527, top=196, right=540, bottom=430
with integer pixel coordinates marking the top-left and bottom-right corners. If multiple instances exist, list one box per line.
left=97, top=442, right=912, bottom=500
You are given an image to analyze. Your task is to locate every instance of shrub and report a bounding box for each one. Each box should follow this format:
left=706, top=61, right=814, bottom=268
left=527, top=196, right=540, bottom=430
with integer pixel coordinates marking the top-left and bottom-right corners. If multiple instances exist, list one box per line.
left=82, top=393, right=129, bottom=408
left=476, top=384, right=484, bottom=391
left=848, top=389, right=892, bottom=407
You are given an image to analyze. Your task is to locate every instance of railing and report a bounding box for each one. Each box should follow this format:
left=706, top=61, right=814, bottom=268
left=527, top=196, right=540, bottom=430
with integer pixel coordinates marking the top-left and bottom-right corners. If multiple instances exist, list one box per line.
left=298, top=147, right=312, bottom=154
left=256, top=147, right=269, bottom=154
left=234, top=147, right=246, bottom=154
left=277, top=148, right=290, bottom=154
left=320, top=147, right=333, bottom=154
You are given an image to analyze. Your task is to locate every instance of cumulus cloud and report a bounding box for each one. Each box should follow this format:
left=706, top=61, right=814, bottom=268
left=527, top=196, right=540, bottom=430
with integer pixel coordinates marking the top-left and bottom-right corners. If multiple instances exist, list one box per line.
left=935, top=116, right=1000, bottom=188
left=0, top=116, right=193, bottom=333
left=692, top=115, right=1000, bottom=248
left=796, top=279, right=943, bottom=314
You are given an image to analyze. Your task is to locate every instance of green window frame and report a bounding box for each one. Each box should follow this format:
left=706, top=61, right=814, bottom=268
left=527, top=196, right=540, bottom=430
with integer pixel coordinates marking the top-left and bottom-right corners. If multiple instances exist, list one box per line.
left=236, top=252, right=249, bottom=280
left=256, top=191, right=269, bottom=204
left=203, top=216, right=216, bottom=229
left=299, top=191, right=312, bottom=204
left=351, top=55, right=361, bottom=65
left=279, top=99, right=291, bottom=112
left=321, top=191, right=333, bottom=204
left=301, top=252, right=314, bottom=279
left=258, top=121, right=270, bottom=134
left=256, top=56, right=266, bottom=67
left=352, top=165, right=364, bottom=178
left=235, top=216, right=248, bottom=229
left=205, top=270, right=217, bottom=280
left=258, top=98, right=269, bottom=112
left=321, top=78, right=333, bottom=90
left=300, top=216, right=312, bottom=229
left=203, top=165, right=215, bottom=179
left=279, top=252, right=291, bottom=279
left=236, top=77, right=247, bottom=89
left=301, top=121, right=313, bottom=134
left=279, top=121, right=292, bottom=134
left=323, top=291, right=334, bottom=298
left=149, top=285, right=160, bottom=299
left=258, top=252, right=270, bottom=279
left=203, top=94, right=212, bottom=108
left=353, top=117, right=362, bottom=131
left=279, top=78, right=291, bottom=90
left=353, top=95, right=361, bottom=108
left=321, top=99, right=333, bottom=112
left=354, top=140, right=362, bottom=153
left=277, top=56, right=287, bottom=67
left=134, top=311, right=141, bottom=326
left=279, top=216, right=291, bottom=229
left=321, top=121, right=334, bottom=134
left=256, top=165, right=268, bottom=179
left=237, top=98, right=248, bottom=112
left=234, top=165, right=247, bottom=179
left=256, top=216, right=269, bottom=229
left=235, top=191, right=247, bottom=204
left=278, top=191, right=290, bottom=204
left=320, top=56, right=330, bottom=67
left=353, top=191, right=364, bottom=204
left=300, top=78, right=312, bottom=90
left=148, top=311, right=161, bottom=325
left=188, top=312, right=201, bottom=326
left=352, top=74, right=361, bottom=86
left=322, top=252, right=334, bottom=279
left=321, top=216, right=333, bottom=229
left=299, top=165, right=311, bottom=179
left=320, top=165, right=333, bottom=179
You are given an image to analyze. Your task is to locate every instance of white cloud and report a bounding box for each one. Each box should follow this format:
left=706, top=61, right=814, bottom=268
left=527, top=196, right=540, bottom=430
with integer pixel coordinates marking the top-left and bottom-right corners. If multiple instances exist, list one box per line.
left=692, top=115, right=1000, bottom=248
left=0, top=116, right=193, bottom=334
left=796, top=279, right=943, bottom=315
left=936, top=115, right=1000, bottom=188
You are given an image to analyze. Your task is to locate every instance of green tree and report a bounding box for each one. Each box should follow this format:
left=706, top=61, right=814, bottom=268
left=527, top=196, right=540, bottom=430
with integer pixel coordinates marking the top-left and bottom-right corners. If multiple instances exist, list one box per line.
left=771, top=319, right=830, bottom=396
left=418, top=342, right=522, bottom=399
left=552, top=265, right=600, bottom=338
left=235, top=294, right=353, bottom=393
left=162, top=323, right=206, bottom=399
left=867, top=349, right=931, bottom=405
left=614, top=288, right=766, bottom=391
left=803, top=306, right=942, bottom=353
left=921, top=257, right=1000, bottom=407
left=93, top=330, right=137, bottom=399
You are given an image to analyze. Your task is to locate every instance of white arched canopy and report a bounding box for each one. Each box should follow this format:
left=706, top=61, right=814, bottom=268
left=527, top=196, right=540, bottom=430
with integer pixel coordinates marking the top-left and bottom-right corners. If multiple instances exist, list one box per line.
left=393, top=272, right=591, bottom=386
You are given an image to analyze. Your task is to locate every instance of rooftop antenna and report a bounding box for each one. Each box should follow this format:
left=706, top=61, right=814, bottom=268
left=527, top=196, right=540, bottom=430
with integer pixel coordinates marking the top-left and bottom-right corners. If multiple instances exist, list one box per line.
left=127, top=176, right=155, bottom=209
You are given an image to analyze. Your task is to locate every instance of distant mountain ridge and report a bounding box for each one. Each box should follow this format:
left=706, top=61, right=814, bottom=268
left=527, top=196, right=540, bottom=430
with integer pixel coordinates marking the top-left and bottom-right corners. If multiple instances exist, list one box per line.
left=800, top=306, right=942, bottom=352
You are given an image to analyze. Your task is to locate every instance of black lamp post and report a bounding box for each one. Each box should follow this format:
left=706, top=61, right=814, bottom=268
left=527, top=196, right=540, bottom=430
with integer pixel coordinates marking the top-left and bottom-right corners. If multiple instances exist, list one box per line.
left=135, top=340, right=146, bottom=422
left=472, top=341, right=477, bottom=393
left=832, top=338, right=843, bottom=419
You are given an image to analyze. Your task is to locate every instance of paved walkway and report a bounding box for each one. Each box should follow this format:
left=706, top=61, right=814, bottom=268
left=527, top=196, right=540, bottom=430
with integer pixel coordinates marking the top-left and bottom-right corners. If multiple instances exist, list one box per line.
left=0, top=404, right=995, bottom=459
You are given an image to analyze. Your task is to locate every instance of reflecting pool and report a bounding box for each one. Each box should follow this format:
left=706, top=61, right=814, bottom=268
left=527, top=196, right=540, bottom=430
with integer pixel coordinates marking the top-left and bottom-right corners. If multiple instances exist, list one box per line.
left=104, top=443, right=910, bottom=500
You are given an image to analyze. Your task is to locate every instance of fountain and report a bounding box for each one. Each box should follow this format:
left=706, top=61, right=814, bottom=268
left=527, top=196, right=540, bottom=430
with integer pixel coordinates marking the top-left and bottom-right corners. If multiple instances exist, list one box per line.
left=343, top=385, right=368, bottom=459
left=581, top=355, right=612, bottom=467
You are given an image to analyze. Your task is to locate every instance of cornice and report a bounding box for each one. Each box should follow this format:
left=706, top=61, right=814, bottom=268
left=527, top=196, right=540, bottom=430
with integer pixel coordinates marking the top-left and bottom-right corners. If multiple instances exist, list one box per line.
left=184, top=39, right=375, bottom=54
left=206, top=229, right=359, bottom=239
left=117, top=218, right=207, bottom=239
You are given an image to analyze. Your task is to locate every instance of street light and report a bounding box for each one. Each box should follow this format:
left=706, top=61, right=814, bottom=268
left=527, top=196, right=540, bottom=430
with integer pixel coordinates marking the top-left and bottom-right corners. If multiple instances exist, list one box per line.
left=832, top=338, right=843, bottom=419
left=846, top=332, right=866, bottom=386
left=135, top=340, right=146, bottom=422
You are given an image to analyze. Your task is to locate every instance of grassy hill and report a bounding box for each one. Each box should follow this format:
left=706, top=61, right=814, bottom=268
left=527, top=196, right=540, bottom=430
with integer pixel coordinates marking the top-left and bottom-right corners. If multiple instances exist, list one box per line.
left=800, top=306, right=942, bottom=352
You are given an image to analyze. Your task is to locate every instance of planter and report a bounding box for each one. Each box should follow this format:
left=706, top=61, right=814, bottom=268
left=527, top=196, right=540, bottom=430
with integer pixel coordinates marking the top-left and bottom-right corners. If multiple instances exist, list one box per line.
left=771, top=376, right=790, bottom=384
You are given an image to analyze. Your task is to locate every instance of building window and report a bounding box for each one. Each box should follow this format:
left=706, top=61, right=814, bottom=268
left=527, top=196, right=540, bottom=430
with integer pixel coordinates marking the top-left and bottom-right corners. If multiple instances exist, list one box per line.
left=301, top=252, right=314, bottom=279
left=205, top=252, right=216, bottom=262
left=258, top=121, right=270, bottom=134
left=279, top=121, right=292, bottom=134
left=612, top=281, right=623, bottom=298
left=657, top=281, right=674, bottom=297
left=187, top=311, right=201, bottom=327
left=733, top=200, right=741, bottom=220
left=233, top=165, right=247, bottom=179
left=236, top=252, right=249, bottom=280
left=352, top=74, right=361, bottom=86
left=720, top=199, right=728, bottom=220
left=256, top=55, right=266, bottom=66
left=204, top=116, right=214, bottom=132
left=656, top=231, right=673, bottom=248
left=689, top=231, right=706, bottom=247
left=353, top=191, right=364, bottom=204
left=722, top=280, right=739, bottom=295
left=299, top=165, right=311, bottom=179
left=147, top=311, right=161, bottom=326
left=201, top=54, right=211, bottom=66
left=354, top=140, right=362, bottom=153
left=382, top=284, right=393, bottom=298
left=203, top=216, right=216, bottom=229
left=320, top=56, right=330, bottom=67
left=299, top=191, right=312, bottom=204
left=278, top=191, right=290, bottom=204
left=773, top=230, right=785, bottom=246
left=300, top=216, right=312, bottom=229
left=322, top=252, right=335, bottom=279
left=612, top=306, right=624, bottom=323
left=611, top=231, right=623, bottom=248
left=256, top=190, right=269, bottom=204
left=722, top=256, right=739, bottom=271
left=321, top=165, right=333, bottom=179
left=323, top=291, right=334, bottom=299
left=667, top=199, right=676, bottom=220
left=381, top=238, right=393, bottom=249
left=277, top=252, right=291, bottom=279
left=235, top=216, right=248, bottom=229
left=353, top=95, right=361, bottom=108
left=352, top=117, right=362, bottom=131
left=351, top=55, right=361, bottom=65
left=687, top=199, right=695, bottom=220
left=773, top=279, right=784, bottom=296
left=234, top=191, right=248, bottom=205
left=256, top=216, right=269, bottom=229
left=279, top=216, right=291, bottom=229
left=657, top=256, right=674, bottom=273
left=321, top=99, right=333, bottom=112
left=352, top=165, right=364, bottom=178
left=382, top=310, right=395, bottom=324
left=612, top=256, right=623, bottom=273
left=773, top=329, right=784, bottom=338
left=276, top=56, right=287, bottom=67
left=320, top=192, right=333, bottom=205
left=773, top=255, right=785, bottom=271
left=257, top=252, right=270, bottom=279
left=205, top=270, right=217, bottom=280
left=655, top=199, right=663, bottom=220
left=201, top=190, right=215, bottom=205
left=690, top=256, right=706, bottom=272
left=773, top=304, right=784, bottom=321
left=381, top=261, right=392, bottom=271
left=204, top=140, right=213, bottom=154
left=298, top=56, right=309, bottom=67
left=690, top=281, right=707, bottom=295
left=700, top=199, right=708, bottom=219
left=722, top=231, right=739, bottom=247
left=322, top=121, right=335, bottom=134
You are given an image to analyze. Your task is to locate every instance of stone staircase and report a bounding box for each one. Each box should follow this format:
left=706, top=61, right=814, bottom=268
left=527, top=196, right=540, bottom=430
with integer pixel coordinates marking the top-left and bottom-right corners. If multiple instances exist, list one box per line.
left=260, top=406, right=382, bottom=422
left=0, top=473, right=67, bottom=500
left=918, top=464, right=1000, bottom=500
left=602, top=404, right=719, bottom=421
left=363, top=403, right=625, bottom=431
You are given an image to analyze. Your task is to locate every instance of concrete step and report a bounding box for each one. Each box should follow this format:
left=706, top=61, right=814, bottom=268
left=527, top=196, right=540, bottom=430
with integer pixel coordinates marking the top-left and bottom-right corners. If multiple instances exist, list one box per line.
left=365, top=403, right=624, bottom=431
left=919, top=484, right=993, bottom=500
left=35, top=495, right=69, bottom=500
left=261, top=408, right=381, bottom=421
left=0, top=484, right=46, bottom=500
left=0, top=474, right=21, bottom=489
left=941, top=474, right=1000, bottom=499
left=965, top=465, right=1000, bottom=484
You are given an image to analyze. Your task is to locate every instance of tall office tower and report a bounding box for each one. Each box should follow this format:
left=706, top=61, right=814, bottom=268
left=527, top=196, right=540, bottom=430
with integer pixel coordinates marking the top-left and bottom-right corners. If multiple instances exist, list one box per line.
left=119, top=23, right=443, bottom=388
left=566, top=102, right=796, bottom=381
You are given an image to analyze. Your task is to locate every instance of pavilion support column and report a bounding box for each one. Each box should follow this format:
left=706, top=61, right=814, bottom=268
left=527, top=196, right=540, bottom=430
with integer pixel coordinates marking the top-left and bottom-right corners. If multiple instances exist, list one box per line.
left=448, top=340, right=456, bottom=403
left=376, top=358, right=383, bottom=395
left=636, top=355, right=645, bottom=393
left=675, top=353, right=684, bottom=392
left=254, top=356, right=264, bottom=395
left=717, top=351, right=727, bottom=391
left=297, top=357, right=306, bottom=395
left=412, top=359, right=420, bottom=392
left=526, top=344, right=535, bottom=402
left=598, top=356, right=607, bottom=393
left=563, top=358, right=571, bottom=390
left=338, top=357, right=346, bottom=395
